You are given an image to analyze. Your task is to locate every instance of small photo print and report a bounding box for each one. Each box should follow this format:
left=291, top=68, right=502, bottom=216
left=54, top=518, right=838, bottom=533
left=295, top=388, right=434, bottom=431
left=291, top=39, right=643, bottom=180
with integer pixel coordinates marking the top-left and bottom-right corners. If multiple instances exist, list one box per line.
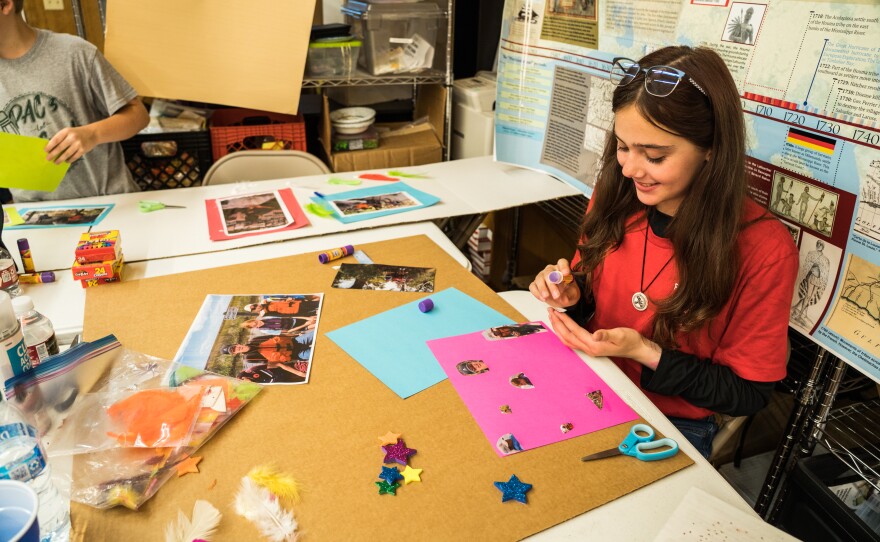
left=16, top=205, right=113, bottom=227
left=331, top=263, right=436, bottom=292
left=482, top=322, right=547, bottom=341
left=174, top=294, right=323, bottom=385
left=218, top=191, right=293, bottom=236
left=509, top=372, right=535, bottom=389
left=721, top=2, right=766, bottom=45
left=456, top=360, right=489, bottom=375
left=329, top=191, right=422, bottom=217
left=496, top=433, right=524, bottom=455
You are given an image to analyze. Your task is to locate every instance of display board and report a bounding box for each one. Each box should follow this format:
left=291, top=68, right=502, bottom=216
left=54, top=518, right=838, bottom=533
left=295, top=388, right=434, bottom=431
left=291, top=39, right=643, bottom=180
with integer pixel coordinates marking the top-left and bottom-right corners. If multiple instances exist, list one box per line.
left=495, top=0, right=880, bottom=382
left=72, top=235, right=692, bottom=541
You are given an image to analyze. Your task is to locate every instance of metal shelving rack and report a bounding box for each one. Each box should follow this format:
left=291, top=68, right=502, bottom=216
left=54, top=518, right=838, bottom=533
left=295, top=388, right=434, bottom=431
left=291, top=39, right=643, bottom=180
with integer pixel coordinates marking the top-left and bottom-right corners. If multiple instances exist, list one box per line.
left=814, top=399, right=880, bottom=493
left=310, top=0, right=455, bottom=160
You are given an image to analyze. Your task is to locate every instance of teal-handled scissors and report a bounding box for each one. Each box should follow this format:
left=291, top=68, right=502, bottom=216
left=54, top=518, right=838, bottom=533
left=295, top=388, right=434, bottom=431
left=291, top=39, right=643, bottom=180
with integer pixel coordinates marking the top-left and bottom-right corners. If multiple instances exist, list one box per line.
left=581, top=423, right=679, bottom=462
left=138, top=200, right=186, bottom=213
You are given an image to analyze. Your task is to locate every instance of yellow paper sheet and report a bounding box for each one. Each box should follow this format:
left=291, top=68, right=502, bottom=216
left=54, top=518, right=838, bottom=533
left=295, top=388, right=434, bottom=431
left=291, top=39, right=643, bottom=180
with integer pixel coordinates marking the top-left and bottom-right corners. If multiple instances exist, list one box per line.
left=0, top=133, right=69, bottom=192
left=104, top=1, right=315, bottom=114
left=2, top=207, right=24, bottom=226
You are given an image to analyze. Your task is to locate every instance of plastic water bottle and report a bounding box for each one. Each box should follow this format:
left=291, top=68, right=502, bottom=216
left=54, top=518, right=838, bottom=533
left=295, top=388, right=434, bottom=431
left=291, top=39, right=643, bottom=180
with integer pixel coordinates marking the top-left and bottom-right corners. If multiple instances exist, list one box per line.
left=12, top=296, right=59, bottom=368
left=0, top=245, right=20, bottom=299
left=0, top=291, right=30, bottom=385
left=0, top=398, right=70, bottom=542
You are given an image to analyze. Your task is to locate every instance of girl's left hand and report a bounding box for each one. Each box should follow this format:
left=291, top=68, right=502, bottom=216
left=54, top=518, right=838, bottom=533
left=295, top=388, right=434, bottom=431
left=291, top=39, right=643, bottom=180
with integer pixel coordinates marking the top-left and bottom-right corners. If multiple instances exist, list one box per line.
left=547, top=309, right=661, bottom=368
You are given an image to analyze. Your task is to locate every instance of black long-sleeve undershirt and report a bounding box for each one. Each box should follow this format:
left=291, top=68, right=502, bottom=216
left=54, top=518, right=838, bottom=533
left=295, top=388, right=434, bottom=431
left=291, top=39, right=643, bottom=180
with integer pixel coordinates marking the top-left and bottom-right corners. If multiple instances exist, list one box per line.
left=567, top=208, right=779, bottom=417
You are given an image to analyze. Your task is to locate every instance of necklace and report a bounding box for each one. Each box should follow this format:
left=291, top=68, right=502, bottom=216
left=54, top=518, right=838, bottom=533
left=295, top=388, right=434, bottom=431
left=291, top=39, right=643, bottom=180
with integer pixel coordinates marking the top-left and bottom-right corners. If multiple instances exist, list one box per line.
left=632, top=215, right=675, bottom=311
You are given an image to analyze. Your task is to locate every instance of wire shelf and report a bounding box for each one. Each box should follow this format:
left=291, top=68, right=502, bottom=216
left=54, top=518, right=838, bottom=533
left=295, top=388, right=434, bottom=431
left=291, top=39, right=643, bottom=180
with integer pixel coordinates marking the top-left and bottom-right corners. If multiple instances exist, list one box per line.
left=302, top=69, right=447, bottom=88
left=534, top=195, right=589, bottom=240
left=814, top=399, right=880, bottom=493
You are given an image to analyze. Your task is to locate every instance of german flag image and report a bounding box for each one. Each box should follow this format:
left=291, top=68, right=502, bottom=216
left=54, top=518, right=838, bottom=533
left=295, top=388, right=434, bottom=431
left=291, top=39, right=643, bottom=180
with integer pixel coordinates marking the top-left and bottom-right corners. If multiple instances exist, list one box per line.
left=786, top=127, right=836, bottom=155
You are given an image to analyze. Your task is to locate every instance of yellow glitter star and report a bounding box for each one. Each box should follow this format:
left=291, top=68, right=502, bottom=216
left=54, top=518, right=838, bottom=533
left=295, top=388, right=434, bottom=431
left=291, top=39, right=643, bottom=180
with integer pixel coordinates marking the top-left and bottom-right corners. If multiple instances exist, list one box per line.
left=378, top=431, right=401, bottom=446
left=106, top=485, right=140, bottom=510
left=401, top=465, right=422, bottom=485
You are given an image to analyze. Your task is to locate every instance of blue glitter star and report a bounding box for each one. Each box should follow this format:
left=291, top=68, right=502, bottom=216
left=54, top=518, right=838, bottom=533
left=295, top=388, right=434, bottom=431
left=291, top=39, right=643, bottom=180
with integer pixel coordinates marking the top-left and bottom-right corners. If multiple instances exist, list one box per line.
left=375, top=480, right=399, bottom=495
left=382, top=438, right=417, bottom=465
left=379, top=465, right=403, bottom=484
left=494, top=474, right=533, bottom=504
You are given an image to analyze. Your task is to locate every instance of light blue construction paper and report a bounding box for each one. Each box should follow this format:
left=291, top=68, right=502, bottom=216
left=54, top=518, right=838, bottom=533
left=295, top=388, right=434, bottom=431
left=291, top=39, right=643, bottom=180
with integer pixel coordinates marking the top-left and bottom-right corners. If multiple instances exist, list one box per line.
left=309, top=181, right=440, bottom=224
left=326, top=288, right=514, bottom=398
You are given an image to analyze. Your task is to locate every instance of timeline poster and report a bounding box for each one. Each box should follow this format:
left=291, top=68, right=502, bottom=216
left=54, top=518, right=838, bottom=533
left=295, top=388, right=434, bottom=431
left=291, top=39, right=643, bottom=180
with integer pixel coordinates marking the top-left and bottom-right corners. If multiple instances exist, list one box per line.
left=496, top=0, right=880, bottom=381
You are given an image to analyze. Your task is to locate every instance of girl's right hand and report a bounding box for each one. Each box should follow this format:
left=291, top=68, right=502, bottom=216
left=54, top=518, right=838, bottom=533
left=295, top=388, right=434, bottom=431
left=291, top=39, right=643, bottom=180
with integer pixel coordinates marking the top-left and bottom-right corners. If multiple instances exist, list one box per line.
left=529, top=259, right=581, bottom=309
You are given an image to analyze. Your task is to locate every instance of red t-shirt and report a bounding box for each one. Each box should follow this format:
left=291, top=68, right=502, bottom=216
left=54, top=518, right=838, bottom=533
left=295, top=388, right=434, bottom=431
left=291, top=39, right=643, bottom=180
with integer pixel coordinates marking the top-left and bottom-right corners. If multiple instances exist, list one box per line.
left=578, top=199, right=799, bottom=418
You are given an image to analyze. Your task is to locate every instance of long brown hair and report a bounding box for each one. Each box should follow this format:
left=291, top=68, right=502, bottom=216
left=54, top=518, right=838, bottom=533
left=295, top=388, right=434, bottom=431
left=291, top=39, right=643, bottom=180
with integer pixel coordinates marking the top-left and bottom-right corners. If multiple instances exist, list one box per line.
left=576, top=46, right=747, bottom=348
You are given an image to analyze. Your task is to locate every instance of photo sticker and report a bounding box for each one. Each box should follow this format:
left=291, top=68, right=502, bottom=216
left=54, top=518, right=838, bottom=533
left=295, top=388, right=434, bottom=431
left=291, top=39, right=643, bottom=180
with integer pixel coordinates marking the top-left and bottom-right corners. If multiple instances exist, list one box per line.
left=456, top=360, right=489, bottom=375
left=482, top=322, right=547, bottom=341
left=496, top=433, right=524, bottom=455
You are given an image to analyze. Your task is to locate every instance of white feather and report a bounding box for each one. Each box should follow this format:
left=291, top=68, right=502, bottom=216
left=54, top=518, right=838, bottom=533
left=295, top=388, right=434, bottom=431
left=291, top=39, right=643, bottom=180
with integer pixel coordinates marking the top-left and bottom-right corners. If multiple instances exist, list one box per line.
left=164, top=499, right=222, bottom=542
left=234, top=477, right=298, bottom=542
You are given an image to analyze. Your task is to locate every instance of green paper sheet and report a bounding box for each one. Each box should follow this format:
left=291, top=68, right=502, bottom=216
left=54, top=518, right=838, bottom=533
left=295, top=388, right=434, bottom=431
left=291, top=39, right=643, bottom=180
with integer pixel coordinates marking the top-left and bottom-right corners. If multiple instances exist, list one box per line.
left=0, top=133, right=69, bottom=192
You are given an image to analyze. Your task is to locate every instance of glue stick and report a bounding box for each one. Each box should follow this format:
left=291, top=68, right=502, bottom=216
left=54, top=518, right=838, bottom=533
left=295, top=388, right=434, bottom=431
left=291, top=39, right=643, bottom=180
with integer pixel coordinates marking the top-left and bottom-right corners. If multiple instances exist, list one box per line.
left=318, top=245, right=355, bottom=264
left=17, top=239, right=35, bottom=274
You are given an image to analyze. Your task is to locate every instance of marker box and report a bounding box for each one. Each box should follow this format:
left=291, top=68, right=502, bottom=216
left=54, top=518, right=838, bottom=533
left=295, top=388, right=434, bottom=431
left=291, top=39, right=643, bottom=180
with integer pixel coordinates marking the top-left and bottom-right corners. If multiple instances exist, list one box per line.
left=71, top=256, right=124, bottom=281
left=75, top=230, right=122, bottom=264
left=79, top=258, right=124, bottom=288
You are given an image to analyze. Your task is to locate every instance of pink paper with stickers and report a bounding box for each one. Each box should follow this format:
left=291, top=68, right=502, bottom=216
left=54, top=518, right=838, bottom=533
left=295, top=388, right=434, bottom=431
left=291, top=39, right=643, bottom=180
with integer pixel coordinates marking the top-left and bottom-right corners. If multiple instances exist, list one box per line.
left=427, top=322, right=638, bottom=456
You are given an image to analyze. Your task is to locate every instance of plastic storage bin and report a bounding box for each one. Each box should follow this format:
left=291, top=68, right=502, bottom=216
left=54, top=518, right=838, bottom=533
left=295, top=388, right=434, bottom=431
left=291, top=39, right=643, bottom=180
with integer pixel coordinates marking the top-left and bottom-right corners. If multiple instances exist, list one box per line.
left=307, top=38, right=362, bottom=77
left=341, top=1, right=445, bottom=75
left=210, top=108, right=307, bottom=162
left=775, top=453, right=880, bottom=541
left=121, top=131, right=212, bottom=190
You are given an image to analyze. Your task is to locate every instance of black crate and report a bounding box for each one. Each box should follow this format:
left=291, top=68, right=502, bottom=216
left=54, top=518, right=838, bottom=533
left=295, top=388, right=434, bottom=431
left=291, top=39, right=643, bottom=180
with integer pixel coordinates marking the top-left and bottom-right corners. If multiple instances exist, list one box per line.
left=775, top=453, right=880, bottom=542
left=121, top=131, right=212, bottom=190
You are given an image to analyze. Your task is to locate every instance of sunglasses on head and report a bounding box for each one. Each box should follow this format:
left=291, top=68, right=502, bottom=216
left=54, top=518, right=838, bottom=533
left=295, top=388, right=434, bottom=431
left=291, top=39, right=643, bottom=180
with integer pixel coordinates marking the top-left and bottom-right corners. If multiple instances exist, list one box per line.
left=610, top=57, right=707, bottom=97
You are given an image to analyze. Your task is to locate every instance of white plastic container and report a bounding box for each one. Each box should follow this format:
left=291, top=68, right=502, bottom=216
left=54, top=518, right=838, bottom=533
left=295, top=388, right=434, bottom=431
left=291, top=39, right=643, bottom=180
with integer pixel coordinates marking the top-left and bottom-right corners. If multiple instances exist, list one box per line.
left=342, top=1, right=445, bottom=75
left=307, top=38, right=362, bottom=77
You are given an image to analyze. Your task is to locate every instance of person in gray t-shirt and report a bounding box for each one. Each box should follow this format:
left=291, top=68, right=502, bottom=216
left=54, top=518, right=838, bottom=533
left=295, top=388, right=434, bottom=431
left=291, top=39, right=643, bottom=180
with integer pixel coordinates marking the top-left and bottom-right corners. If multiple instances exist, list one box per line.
left=0, top=0, right=149, bottom=202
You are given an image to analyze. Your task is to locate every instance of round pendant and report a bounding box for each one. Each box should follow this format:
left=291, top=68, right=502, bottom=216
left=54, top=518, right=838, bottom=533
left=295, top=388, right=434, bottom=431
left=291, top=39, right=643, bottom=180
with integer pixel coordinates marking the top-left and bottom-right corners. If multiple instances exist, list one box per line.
left=632, top=292, right=648, bottom=312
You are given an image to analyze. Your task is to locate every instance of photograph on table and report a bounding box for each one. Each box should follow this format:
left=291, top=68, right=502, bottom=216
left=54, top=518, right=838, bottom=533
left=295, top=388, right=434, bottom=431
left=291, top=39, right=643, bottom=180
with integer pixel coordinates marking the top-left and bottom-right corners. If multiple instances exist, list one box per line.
left=428, top=321, right=638, bottom=456
left=331, top=263, right=436, bottom=292
left=328, top=191, right=423, bottom=218
left=10, top=204, right=114, bottom=229
left=309, top=181, right=441, bottom=224
left=174, top=293, right=323, bottom=385
left=204, top=188, right=310, bottom=241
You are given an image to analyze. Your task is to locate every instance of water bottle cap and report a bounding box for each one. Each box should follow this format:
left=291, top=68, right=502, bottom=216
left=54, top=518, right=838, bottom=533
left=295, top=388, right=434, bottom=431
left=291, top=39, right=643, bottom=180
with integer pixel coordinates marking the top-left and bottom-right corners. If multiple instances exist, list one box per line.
left=0, top=291, right=17, bottom=331
left=11, top=295, right=34, bottom=316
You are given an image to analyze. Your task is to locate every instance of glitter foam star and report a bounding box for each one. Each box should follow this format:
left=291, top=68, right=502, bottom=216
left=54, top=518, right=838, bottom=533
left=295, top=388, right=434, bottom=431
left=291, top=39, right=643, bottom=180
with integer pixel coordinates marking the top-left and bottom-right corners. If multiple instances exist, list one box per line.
left=494, top=474, right=532, bottom=504
left=382, top=438, right=417, bottom=465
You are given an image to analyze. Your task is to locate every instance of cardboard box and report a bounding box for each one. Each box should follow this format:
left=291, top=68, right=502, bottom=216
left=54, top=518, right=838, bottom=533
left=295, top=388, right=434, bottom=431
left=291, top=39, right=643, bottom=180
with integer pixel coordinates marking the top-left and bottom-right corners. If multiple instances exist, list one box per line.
left=320, top=84, right=446, bottom=173
left=75, top=231, right=122, bottom=264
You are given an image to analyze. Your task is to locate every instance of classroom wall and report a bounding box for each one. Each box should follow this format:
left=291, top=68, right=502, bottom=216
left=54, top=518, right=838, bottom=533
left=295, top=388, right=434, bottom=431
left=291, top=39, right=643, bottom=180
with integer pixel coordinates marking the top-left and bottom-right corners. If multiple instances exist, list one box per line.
left=22, top=0, right=104, bottom=51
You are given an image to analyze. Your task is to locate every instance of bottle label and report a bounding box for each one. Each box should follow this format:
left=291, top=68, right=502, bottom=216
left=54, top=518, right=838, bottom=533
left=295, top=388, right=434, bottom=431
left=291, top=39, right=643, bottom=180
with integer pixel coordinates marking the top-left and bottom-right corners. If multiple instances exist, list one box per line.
left=25, top=332, right=59, bottom=367
left=0, top=331, right=31, bottom=379
left=0, top=422, right=45, bottom=482
left=0, top=262, right=17, bottom=289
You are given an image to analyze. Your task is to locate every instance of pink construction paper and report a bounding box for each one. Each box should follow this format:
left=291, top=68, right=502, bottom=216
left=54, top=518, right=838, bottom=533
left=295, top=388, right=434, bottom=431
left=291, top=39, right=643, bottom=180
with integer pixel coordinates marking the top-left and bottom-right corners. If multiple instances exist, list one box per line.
left=428, top=322, right=638, bottom=457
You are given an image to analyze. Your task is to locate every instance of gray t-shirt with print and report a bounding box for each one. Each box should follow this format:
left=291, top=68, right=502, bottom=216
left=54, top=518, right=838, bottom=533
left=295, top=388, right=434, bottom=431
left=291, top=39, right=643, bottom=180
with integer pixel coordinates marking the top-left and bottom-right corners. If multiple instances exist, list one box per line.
left=0, top=29, right=140, bottom=202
